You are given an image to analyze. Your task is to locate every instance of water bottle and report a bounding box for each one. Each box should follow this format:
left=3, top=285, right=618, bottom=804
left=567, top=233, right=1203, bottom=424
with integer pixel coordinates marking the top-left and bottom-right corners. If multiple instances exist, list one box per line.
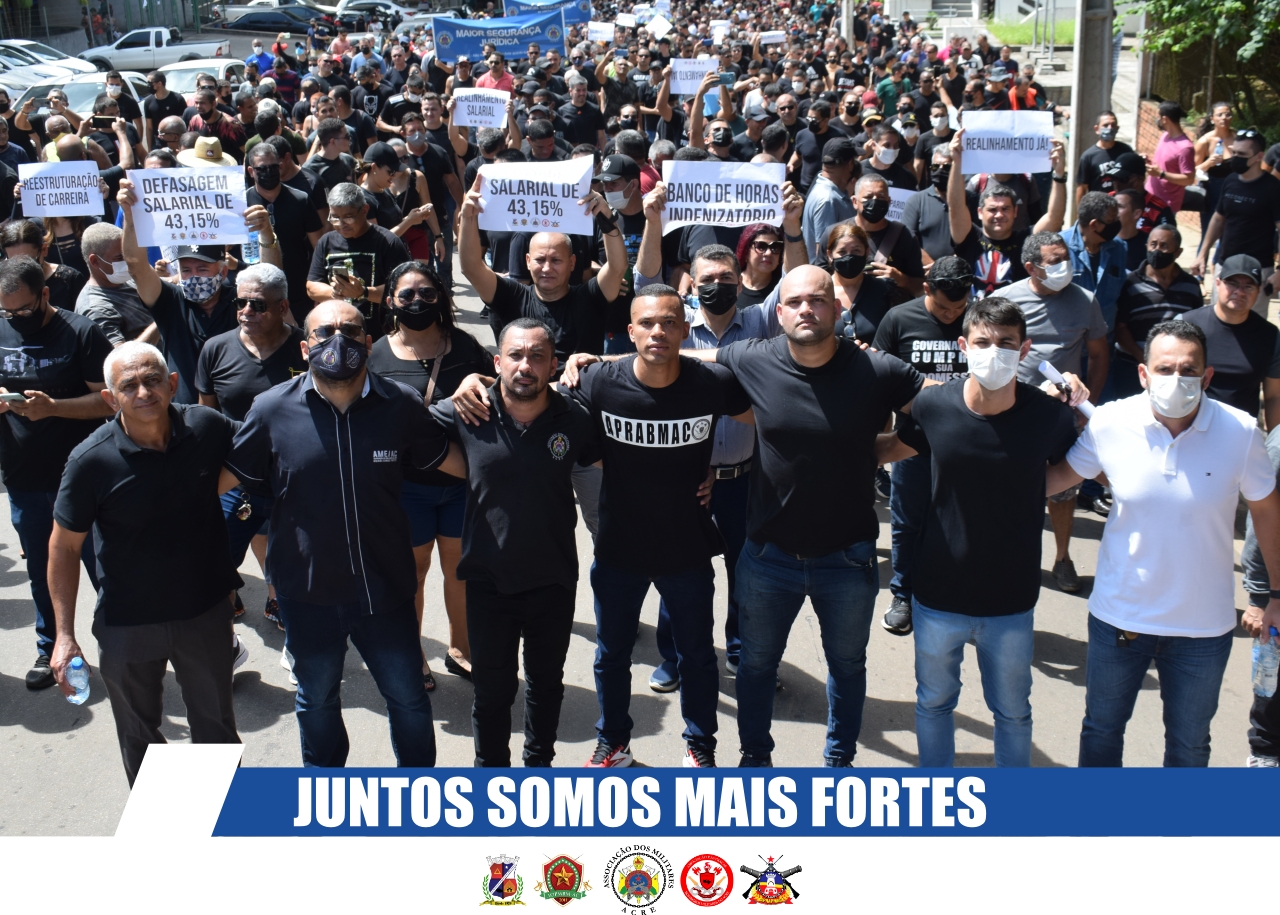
left=66, top=656, right=90, bottom=705
left=1214, top=138, right=1224, bottom=160
left=242, top=230, right=261, bottom=266
left=1254, top=627, right=1280, bottom=698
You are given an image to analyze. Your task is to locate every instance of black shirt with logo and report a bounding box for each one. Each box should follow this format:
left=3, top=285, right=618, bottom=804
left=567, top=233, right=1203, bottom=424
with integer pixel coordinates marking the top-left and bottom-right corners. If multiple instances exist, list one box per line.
left=195, top=325, right=308, bottom=422
left=871, top=295, right=967, bottom=382
left=1213, top=172, right=1280, bottom=266
left=953, top=226, right=1030, bottom=297
left=306, top=224, right=413, bottom=331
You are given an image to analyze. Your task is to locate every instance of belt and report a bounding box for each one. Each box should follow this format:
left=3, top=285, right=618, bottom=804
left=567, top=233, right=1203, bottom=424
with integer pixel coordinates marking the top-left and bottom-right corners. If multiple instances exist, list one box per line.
left=712, top=460, right=751, bottom=480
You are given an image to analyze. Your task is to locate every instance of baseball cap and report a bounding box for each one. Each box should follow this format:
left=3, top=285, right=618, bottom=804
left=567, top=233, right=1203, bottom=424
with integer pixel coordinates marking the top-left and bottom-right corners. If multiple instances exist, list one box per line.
left=171, top=245, right=224, bottom=263
left=528, top=104, right=552, bottom=117
left=363, top=141, right=404, bottom=172
left=592, top=154, right=641, bottom=182
left=822, top=137, right=858, bottom=165
left=744, top=103, right=768, bottom=122
left=861, top=89, right=878, bottom=107
left=1113, top=151, right=1147, bottom=178
left=521, top=80, right=540, bottom=94
left=861, top=109, right=884, bottom=126
left=1218, top=254, right=1263, bottom=285
left=871, top=56, right=886, bottom=68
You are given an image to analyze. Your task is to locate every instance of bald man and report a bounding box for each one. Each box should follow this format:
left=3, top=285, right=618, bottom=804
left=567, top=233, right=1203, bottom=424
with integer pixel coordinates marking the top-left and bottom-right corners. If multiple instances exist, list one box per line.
left=155, top=115, right=187, bottom=153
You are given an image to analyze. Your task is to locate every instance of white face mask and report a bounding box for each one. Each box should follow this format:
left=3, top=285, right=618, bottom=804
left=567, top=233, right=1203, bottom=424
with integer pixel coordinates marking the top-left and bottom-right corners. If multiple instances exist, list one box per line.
left=966, top=344, right=1021, bottom=390
left=406, top=92, right=421, bottom=103
left=105, top=84, right=122, bottom=98
left=1146, top=372, right=1203, bottom=418
left=253, top=45, right=263, bottom=53
left=930, top=114, right=947, bottom=129
left=902, top=126, right=919, bottom=139
left=605, top=189, right=630, bottom=210
left=875, top=145, right=898, bottom=165
left=1039, top=259, right=1073, bottom=292
left=101, top=258, right=132, bottom=285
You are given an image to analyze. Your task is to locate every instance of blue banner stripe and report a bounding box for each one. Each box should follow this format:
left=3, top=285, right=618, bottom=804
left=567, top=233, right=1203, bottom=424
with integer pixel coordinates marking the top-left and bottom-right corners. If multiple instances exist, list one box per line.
left=503, top=0, right=592, bottom=25
left=432, top=10, right=568, bottom=61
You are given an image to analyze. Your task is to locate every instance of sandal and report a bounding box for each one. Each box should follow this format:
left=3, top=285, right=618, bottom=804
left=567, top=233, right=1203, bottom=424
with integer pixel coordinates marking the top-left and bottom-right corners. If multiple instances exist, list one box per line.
left=423, top=668, right=437, bottom=691
left=444, top=654, right=473, bottom=681
left=232, top=593, right=245, bottom=619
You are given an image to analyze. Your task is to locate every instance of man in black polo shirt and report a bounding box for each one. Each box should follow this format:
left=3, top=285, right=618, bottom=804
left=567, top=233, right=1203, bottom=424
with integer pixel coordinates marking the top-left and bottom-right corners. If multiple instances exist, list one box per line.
left=432, top=318, right=600, bottom=767
left=49, top=341, right=242, bottom=785
left=221, top=300, right=461, bottom=767
left=0, top=256, right=113, bottom=690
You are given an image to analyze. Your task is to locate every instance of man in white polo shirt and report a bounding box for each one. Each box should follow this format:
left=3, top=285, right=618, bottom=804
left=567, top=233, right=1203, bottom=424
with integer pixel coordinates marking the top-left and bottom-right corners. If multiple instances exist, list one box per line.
left=1047, top=320, right=1280, bottom=766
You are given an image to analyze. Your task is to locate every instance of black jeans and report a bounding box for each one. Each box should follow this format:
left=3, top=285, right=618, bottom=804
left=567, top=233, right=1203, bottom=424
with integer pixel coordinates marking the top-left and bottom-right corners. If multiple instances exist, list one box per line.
left=466, top=578, right=575, bottom=767
left=93, top=597, right=241, bottom=786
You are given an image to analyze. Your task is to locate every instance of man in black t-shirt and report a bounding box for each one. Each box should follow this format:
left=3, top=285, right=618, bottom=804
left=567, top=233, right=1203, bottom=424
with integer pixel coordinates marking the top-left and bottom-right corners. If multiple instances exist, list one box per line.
left=246, top=143, right=326, bottom=322
left=141, top=70, right=188, bottom=147
left=1075, top=111, right=1134, bottom=202
left=848, top=172, right=925, bottom=299
left=876, top=295, right=1081, bottom=768
left=591, top=155, right=647, bottom=351
left=871, top=256, right=973, bottom=637
left=302, top=118, right=358, bottom=218
left=0, top=256, right=112, bottom=690
left=1192, top=133, right=1280, bottom=297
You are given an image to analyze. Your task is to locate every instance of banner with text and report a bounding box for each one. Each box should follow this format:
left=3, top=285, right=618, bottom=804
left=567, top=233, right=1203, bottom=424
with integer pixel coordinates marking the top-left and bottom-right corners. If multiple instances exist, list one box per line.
left=18, top=161, right=103, bottom=217
left=959, top=110, right=1054, bottom=175
left=126, top=167, right=248, bottom=246
left=660, top=160, right=785, bottom=234
left=886, top=186, right=916, bottom=224
left=759, top=30, right=787, bottom=44
left=669, top=56, right=719, bottom=96
left=502, top=0, right=591, bottom=25
left=477, top=156, right=594, bottom=237
left=451, top=88, right=510, bottom=129
left=433, top=10, right=567, bottom=62
left=586, top=19, right=614, bottom=42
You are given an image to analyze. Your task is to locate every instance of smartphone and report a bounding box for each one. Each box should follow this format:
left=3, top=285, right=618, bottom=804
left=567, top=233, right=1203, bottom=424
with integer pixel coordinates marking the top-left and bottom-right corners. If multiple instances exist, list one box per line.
left=701, top=37, right=713, bottom=46
left=614, top=47, right=628, bottom=58
left=30, top=96, right=51, bottom=108
left=0, top=392, right=28, bottom=403
left=91, top=115, right=115, bottom=129
left=282, top=31, right=292, bottom=39
left=330, top=265, right=350, bottom=279
left=718, top=71, right=735, bottom=86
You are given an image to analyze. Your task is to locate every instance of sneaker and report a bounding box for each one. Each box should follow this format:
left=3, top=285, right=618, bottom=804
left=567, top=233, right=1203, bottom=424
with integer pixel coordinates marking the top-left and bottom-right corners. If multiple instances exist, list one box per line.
left=25, top=654, right=55, bottom=690
left=232, top=593, right=245, bottom=619
left=875, top=467, right=892, bottom=500
left=1077, top=493, right=1111, bottom=517
left=738, top=752, right=772, bottom=768
left=823, top=756, right=854, bottom=767
left=265, top=598, right=283, bottom=631
left=683, top=745, right=717, bottom=767
left=882, top=595, right=913, bottom=635
left=725, top=657, right=739, bottom=675
left=584, top=740, right=632, bottom=768
left=232, top=634, right=249, bottom=672
left=280, top=646, right=297, bottom=686
left=648, top=660, right=680, bottom=693
left=1052, top=559, right=1082, bottom=593
left=1246, top=754, right=1279, bottom=767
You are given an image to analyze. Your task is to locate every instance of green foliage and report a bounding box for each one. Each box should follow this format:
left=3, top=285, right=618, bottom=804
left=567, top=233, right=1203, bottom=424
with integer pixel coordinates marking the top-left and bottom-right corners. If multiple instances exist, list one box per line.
left=983, top=18, right=1076, bottom=46
left=1121, top=0, right=1280, bottom=61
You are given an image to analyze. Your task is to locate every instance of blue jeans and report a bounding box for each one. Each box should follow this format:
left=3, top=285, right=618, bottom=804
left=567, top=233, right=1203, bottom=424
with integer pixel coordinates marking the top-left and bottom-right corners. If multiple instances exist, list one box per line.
left=435, top=205, right=454, bottom=289
left=220, top=487, right=271, bottom=570
left=591, top=557, right=718, bottom=749
left=735, top=539, right=878, bottom=764
left=276, top=597, right=436, bottom=768
left=1079, top=613, right=1233, bottom=767
left=888, top=453, right=931, bottom=601
left=913, top=600, right=1034, bottom=767
left=657, top=470, right=749, bottom=666
left=9, top=489, right=99, bottom=655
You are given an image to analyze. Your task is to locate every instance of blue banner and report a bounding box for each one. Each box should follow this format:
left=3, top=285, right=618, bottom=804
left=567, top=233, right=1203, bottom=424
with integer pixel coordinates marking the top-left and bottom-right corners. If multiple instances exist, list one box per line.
left=503, top=0, right=592, bottom=26
left=212, top=768, right=1278, bottom=837
left=432, top=10, right=568, bottom=61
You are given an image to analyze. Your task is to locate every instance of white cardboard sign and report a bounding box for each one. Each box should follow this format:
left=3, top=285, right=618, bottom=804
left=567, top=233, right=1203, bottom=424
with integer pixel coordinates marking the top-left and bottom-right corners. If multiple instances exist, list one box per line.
left=452, top=88, right=510, bottom=129
left=886, top=186, right=916, bottom=224
left=477, top=157, right=595, bottom=237
left=659, top=160, right=785, bottom=234
left=126, top=167, right=248, bottom=246
left=646, top=13, right=672, bottom=39
left=959, top=110, right=1054, bottom=175
left=615, top=12, right=636, bottom=26
left=586, top=20, right=614, bottom=42
left=18, top=161, right=103, bottom=217
left=669, top=57, right=719, bottom=96
left=759, top=30, right=787, bottom=45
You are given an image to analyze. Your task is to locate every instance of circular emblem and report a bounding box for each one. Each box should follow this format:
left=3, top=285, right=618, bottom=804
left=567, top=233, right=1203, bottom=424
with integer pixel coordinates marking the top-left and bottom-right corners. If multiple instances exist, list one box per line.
left=577, top=0, right=590, bottom=11
left=437, top=30, right=452, bottom=48
left=691, top=418, right=711, bottom=441
left=319, top=347, right=339, bottom=367
left=681, top=855, right=732, bottom=907
left=547, top=24, right=562, bottom=40
left=547, top=432, right=570, bottom=460
left=345, top=347, right=362, bottom=368
left=606, top=848, right=672, bottom=909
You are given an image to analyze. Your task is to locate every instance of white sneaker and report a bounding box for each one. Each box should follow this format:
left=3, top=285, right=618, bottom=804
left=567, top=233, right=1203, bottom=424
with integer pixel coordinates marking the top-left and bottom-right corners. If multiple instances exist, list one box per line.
left=232, top=635, right=249, bottom=672
left=280, top=646, right=297, bottom=686
left=1246, top=754, right=1279, bottom=767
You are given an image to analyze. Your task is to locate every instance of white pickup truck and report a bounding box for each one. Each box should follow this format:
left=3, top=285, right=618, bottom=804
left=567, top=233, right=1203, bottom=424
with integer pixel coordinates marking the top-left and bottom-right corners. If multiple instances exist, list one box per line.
left=77, top=27, right=232, bottom=73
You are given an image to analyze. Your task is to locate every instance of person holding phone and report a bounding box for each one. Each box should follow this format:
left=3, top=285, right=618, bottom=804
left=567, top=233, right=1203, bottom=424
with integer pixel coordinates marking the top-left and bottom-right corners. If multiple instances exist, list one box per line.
left=597, top=50, right=640, bottom=120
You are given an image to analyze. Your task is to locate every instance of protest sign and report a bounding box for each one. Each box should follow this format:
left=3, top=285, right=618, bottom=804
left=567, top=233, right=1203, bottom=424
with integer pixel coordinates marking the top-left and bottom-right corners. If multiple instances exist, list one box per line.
left=433, top=11, right=567, bottom=62
left=126, top=167, right=248, bottom=246
left=646, top=13, right=672, bottom=39
left=654, top=0, right=670, bottom=11
left=477, top=156, right=594, bottom=237
left=586, top=19, right=614, bottom=41
left=502, top=0, right=590, bottom=25
left=710, top=18, right=729, bottom=41
left=659, top=160, right=785, bottom=234
left=632, top=2, right=652, bottom=23
left=959, top=110, right=1054, bottom=175
left=17, top=161, right=103, bottom=217
left=759, top=30, right=787, bottom=44
left=886, top=186, right=916, bottom=224
left=669, top=56, right=719, bottom=96
left=451, top=88, right=509, bottom=129
left=615, top=11, right=636, bottom=26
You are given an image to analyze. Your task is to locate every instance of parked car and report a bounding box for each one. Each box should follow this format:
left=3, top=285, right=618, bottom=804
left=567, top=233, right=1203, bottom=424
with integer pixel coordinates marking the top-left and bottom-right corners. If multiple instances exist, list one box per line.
left=15, top=71, right=151, bottom=129
left=78, top=27, right=231, bottom=73
left=337, top=0, right=436, bottom=21
left=158, top=58, right=247, bottom=105
left=212, top=0, right=337, bottom=17
left=0, top=57, right=78, bottom=93
left=0, top=40, right=99, bottom=75
left=219, top=5, right=360, bottom=30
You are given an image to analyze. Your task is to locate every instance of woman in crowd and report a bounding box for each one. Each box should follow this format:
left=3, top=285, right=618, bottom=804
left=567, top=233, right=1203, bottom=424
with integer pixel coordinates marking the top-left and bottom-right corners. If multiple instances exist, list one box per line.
left=826, top=222, right=894, bottom=342
left=0, top=219, right=86, bottom=311
left=734, top=223, right=785, bottom=309
left=357, top=141, right=446, bottom=264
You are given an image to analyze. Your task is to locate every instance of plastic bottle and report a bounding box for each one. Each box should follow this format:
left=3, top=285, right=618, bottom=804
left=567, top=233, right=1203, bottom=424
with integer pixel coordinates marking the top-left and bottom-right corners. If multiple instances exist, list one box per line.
left=242, top=230, right=261, bottom=266
left=1214, top=138, right=1224, bottom=160
left=1254, top=627, right=1279, bottom=698
left=66, top=656, right=90, bottom=705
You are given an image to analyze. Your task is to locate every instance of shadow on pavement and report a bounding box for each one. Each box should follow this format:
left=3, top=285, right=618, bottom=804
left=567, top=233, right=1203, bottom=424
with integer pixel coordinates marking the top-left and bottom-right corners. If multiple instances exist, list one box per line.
left=0, top=666, right=104, bottom=732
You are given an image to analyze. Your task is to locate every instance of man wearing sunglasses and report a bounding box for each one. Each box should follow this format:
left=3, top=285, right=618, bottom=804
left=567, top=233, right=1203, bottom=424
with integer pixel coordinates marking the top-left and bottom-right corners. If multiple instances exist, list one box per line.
left=140, top=71, right=186, bottom=150
left=220, top=299, right=463, bottom=767
left=476, top=52, right=514, bottom=96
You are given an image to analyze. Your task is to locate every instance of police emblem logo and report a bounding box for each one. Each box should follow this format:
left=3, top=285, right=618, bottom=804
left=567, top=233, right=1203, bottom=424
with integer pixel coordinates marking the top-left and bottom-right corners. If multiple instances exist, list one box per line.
left=535, top=855, right=591, bottom=906
left=606, top=846, right=673, bottom=909
left=691, top=418, right=711, bottom=441
left=680, top=854, right=732, bottom=906
left=547, top=25, right=562, bottom=40
left=437, top=30, right=452, bottom=48
left=481, top=855, right=525, bottom=906
left=319, top=348, right=338, bottom=367
left=740, top=855, right=801, bottom=905
left=547, top=432, right=570, bottom=460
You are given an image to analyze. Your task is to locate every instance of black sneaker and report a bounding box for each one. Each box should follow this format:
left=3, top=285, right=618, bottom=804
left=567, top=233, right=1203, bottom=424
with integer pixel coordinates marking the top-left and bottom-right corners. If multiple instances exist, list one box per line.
left=1053, top=559, right=1082, bottom=593
left=25, top=654, right=55, bottom=690
left=875, top=467, right=892, bottom=500
left=882, top=595, right=913, bottom=635
left=738, top=752, right=773, bottom=768
left=683, top=744, right=717, bottom=767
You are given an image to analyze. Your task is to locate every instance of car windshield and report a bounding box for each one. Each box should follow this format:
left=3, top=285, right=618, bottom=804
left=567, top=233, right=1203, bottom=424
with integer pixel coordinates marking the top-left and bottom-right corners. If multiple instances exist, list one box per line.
left=18, top=81, right=113, bottom=116
left=0, top=46, right=38, bottom=67
left=163, top=68, right=214, bottom=95
left=13, top=42, right=70, bottom=64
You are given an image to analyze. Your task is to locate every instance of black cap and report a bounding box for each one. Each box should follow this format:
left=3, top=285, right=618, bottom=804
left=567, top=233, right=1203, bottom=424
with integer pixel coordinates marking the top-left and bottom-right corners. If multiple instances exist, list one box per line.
left=1218, top=254, right=1263, bottom=285
left=1113, top=151, right=1147, bottom=177
left=744, top=103, right=768, bottom=122
left=926, top=255, right=975, bottom=283
left=521, top=80, right=540, bottom=94
left=871, top=56, right=886, bottom=67
left=822, top=137, right=859, bottom=165
left=171, top=244, right=224, bottom=263
left=362, top=141, right=404, bottom=172
left=592, top=154, right=641, bottom=182
left=528, top=104, right=552, bottom=117
left=648, top=58, right=663, bottom=70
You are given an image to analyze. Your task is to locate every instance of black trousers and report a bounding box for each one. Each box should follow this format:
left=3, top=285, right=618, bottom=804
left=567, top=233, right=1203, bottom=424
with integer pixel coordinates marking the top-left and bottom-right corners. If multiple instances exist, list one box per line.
left=466, top=579, right=575, bottom=767
left=1250, top=688, right=1280, bottom=759
left=93, top=597, right=241, bottom=786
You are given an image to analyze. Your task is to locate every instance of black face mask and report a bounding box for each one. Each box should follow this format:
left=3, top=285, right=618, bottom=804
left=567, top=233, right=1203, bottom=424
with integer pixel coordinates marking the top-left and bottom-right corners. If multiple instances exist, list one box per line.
left=963, top=92, right=974, bottom=102
left=697, top=281, right=738, bottom=315
left=930, top=164, right=951, bottom=190
left=1147, top=249, right=1176, bottom=270
left=308, top=333, right=366, bottom=380
left=833, top=253, right=866, bottom=278
left=860, top=197, right=890, bottom=223
left=711, top=127, right=733, bottom=146
left=1230, top=154, right=1252, bottom=173
left=843, top=104, right=858, bottom=116
left=619, top=118, right=637, bottom=131
left=253, top=164, right=281, bottom=190
left=0, top=102, right=10, bottom=114
left=6, top=305, right=45, bottom=337
left=393, top=301, right=441, bottom=330
left=1096, top=218, right=1121, bottom=242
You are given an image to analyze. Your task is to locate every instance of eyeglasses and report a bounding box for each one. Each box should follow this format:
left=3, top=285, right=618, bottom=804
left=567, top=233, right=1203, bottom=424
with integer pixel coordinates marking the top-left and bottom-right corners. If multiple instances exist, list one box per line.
left=233, top=296, right=274, bottom=313
left=310, top=322, right=366, bottom=342
left=0, top=302, right=40, bottom=319
left=327, top=212, right=363, bottom=224
left=751, top=240, right=784, bottom=255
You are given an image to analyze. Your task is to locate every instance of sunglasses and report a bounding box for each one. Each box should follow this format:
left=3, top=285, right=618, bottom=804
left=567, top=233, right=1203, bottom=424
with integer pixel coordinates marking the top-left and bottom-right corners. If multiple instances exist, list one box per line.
left=311, top=322, right=366, bottom=342
left=1237, top=128, right=1260, bottom=139
left=929, top=277, right=973, bottom=295
left=777, top=104, right=796, bottom=111
left=751, top=240, right=784, bottom=255
left=234, top=296, right=274, bottom=313
left=394, top=287, right=439, bottom=306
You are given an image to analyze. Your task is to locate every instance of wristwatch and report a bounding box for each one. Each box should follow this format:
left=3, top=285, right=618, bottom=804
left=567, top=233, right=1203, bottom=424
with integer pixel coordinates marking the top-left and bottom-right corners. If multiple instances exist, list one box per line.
left=1051, top=174, right=1067, bottom=184
left=259, top=236, right=279, bottom=249
left=1269, top=590, right=1280, bottom=601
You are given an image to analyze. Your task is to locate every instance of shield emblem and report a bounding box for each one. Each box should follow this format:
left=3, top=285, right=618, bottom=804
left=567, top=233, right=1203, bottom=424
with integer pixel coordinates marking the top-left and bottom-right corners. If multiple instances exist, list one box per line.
left=502, top=878, right=518, bottom=898
left=490, top=860, right=515, bottom=896
left=699, top=870, right=716, bottom=890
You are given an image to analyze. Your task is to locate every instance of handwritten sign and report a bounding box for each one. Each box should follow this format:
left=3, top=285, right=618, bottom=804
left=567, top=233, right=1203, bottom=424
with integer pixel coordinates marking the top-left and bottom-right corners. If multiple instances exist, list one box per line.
left=477, top=156, right=595, bottom=237
left=452, top=87, right=509, bottom=129
left=669, top=57, right=719, bottom=96
left=959, top=110, right=1054, bottom=175
left=886, top=186, right=916, bottom=224
left=126, top=167, right=248, bottom=247
left=18, top=161, right=103, bottom=217
left=586, top=19, right=614, bottom=42
left=660, top=160, right=785, bottom=234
